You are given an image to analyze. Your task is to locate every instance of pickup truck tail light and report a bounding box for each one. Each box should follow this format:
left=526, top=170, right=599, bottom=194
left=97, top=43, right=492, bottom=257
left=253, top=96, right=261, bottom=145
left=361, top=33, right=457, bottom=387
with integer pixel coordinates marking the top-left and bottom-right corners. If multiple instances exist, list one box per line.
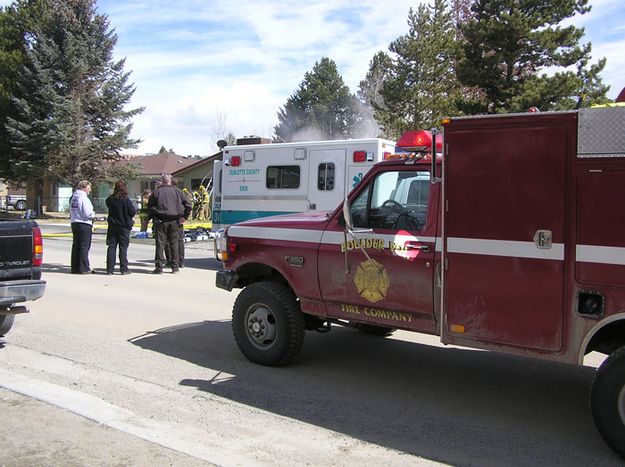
left=32, top=226, right=43, bottom=267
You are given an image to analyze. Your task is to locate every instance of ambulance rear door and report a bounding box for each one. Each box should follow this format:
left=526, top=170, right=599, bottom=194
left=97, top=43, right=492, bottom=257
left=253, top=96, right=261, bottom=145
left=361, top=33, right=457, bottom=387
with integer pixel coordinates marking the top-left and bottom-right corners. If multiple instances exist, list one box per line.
left=308, top=148, right=346, bottom=211
left=211, top=160, right=222, bottom=231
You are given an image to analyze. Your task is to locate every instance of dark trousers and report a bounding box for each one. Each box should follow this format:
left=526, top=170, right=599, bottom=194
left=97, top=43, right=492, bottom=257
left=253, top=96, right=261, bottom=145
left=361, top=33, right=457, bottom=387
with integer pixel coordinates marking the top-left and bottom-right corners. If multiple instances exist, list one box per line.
left=155, top=220, right=179, bottom=270
left=106, top=224, right=131, bottom=273
left=71, top=222, right=93, bottom=273
left=164, top=224, right=185, bottom=266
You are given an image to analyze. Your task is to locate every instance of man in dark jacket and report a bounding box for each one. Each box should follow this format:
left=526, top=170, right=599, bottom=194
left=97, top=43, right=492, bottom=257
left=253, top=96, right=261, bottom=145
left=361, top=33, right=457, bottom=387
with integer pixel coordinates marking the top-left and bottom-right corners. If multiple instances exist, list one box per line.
left=148, top=174, right=192, bottom=273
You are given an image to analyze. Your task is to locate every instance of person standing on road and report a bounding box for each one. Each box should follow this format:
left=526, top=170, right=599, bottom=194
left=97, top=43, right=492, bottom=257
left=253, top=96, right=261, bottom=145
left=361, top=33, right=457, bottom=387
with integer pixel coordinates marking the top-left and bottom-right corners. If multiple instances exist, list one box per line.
left=165, top=185, right=191, bottom=268
left=70, top=180, right=96, bottom=274
left=105, top=180, right=136, bottom=275
left=178, top=187, right=195, bottom=267
left=138, top=189, right=151, bottom=232
left=192, top=189, right=201, bottom=220
left=198, top=185, right=210, bottom=221
left=148, top=174, right=191, bottom=274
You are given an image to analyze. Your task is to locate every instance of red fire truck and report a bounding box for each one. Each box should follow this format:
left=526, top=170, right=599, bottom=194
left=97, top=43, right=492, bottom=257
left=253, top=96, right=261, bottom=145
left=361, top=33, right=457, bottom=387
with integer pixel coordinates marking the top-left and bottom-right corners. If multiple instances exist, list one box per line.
left=215, top=107, right=625, bottom=458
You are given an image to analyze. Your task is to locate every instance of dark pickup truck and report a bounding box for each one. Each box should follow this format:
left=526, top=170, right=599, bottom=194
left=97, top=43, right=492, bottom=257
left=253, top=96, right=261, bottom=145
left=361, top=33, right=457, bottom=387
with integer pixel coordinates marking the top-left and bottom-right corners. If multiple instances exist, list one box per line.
left=0, top=219, right=46, bottom=336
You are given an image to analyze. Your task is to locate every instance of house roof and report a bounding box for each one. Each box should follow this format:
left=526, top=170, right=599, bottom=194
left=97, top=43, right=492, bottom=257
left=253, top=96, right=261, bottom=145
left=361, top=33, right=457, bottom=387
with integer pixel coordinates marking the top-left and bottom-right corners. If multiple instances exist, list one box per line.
left=121, top=152, right=196, bottom=176
left=172, top=151, right=222, bottom=176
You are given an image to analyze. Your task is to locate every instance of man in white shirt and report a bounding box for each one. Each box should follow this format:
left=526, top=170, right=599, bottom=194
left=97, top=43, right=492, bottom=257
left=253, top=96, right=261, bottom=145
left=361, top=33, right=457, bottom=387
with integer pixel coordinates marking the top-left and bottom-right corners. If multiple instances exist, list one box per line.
left=70, top=180, right=96, bottom=274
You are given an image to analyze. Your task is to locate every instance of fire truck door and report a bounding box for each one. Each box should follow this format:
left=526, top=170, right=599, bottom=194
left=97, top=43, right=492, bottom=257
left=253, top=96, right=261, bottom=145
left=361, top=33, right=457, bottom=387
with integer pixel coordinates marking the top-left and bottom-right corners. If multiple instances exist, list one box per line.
left=319, top=168, right=439, bottom=333
left=308, top=149, right=346, bottom=211
left=442, top=120, right=571, bottom=352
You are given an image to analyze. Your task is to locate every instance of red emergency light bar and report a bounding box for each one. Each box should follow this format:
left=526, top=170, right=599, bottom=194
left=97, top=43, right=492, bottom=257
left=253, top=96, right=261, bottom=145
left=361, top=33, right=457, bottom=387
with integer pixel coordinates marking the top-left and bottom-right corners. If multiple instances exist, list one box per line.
left=397, top=130, right=442, bottom=153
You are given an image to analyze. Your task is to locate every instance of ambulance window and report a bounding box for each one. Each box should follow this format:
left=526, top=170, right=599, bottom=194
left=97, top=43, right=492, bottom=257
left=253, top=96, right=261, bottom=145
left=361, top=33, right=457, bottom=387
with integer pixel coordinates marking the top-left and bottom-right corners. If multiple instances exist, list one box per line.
left=267, top=165, right=300, bottom=189
left=318, top=163, right=335, bottom=191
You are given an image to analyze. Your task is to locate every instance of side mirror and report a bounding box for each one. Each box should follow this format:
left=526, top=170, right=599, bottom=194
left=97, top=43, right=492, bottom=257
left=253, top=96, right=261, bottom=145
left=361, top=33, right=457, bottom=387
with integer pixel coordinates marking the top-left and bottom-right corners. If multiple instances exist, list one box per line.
left=342, top=197, right=353, bottom=231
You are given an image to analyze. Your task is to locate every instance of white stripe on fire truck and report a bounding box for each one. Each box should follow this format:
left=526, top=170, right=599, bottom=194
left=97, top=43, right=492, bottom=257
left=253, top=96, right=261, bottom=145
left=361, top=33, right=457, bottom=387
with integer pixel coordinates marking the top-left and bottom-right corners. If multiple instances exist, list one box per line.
left=228, top=226, right=625, bottom=266
left=447, top=237, right=565, bottom=261
left=576, top=245, right=625, bottom=266
left=228, top=226, right=324, bottom=243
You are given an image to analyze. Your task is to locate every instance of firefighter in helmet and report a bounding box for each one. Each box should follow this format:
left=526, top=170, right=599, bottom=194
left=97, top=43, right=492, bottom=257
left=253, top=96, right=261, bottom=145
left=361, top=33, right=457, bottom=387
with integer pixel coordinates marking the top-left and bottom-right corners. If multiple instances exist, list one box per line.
left=182, top=188, right=194, bottom=217
left=192, top=189, right=202, bottom=220
left=199, top=185, right=210, bottom=221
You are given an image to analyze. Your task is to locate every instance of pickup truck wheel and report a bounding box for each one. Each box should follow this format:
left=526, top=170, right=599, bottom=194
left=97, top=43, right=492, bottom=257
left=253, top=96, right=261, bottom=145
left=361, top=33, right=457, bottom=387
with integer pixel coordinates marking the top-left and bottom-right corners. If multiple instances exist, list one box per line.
left=232, top=281, right=305, bottom=367
left=590, top=346, right=625, bottom=459
left=0, top=314, right=15, bottom=336
left=15, top=200, right=27, bottom=211
left=356, top=323, right=395, bottom=337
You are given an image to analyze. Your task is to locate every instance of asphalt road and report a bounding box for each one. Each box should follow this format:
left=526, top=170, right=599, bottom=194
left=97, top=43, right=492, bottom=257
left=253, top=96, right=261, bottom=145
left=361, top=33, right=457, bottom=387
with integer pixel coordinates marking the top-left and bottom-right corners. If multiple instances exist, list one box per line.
left=0, top=224, right=622, bottom=466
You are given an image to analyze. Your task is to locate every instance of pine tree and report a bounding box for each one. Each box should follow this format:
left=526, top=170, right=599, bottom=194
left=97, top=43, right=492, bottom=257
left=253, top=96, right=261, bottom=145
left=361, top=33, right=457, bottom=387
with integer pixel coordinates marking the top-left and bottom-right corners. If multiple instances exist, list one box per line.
left=274, top=57, right=362, bottom=142
left=457, top=0, right=609, bottom=113
left=3, top=0, right=143, bottom=186
left=377, top=0, right=461, bottom=138
left=0, top=1, right=43, bottom=181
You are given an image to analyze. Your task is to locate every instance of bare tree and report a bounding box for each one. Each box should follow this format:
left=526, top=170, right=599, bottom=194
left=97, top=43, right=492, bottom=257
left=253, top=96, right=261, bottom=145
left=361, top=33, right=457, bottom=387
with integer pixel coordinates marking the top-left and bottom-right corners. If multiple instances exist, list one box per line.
left=208, top=111, right=236, bottom=150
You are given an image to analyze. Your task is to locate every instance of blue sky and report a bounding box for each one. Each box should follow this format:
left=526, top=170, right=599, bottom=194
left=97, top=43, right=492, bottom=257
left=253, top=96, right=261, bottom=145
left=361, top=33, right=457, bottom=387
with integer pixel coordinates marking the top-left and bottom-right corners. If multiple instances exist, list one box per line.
left=2, top=0, right=624, bottom=156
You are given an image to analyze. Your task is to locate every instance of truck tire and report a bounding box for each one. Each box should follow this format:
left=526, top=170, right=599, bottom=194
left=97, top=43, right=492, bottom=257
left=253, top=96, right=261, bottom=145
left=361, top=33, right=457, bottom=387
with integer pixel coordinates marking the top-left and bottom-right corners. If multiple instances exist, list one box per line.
left=0, top=314, right=15, bottom=337
left=15, top=200, right=26, bottom=211
left=590, top=346, right=625, bottom=459
left=232, top=281, right=305, bottom=367
left=356, top=323, right=396, bottom=337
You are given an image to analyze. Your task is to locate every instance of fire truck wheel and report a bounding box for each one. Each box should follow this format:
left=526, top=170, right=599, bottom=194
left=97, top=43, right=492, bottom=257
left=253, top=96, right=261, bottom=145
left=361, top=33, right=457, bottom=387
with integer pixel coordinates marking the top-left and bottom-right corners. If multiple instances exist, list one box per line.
left=232, top=281, right=305, bottom=367
left=356, top=323, right=395, bottom=337
left=0, top=314, right=15, bottom=337
left=590, top=346, right=625, bottom=459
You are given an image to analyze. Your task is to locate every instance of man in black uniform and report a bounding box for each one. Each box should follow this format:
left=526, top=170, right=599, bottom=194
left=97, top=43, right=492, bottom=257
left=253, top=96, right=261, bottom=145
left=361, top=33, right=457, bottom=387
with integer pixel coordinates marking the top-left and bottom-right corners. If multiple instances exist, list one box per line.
left=148, top=174, right=191, bottom=274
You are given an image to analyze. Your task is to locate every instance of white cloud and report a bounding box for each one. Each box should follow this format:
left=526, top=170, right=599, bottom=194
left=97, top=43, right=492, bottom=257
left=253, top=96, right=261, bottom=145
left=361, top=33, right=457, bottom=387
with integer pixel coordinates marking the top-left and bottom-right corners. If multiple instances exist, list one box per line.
left=102, top=0, right=419, bottom=155
left=2, top=0, right=624, bottom=154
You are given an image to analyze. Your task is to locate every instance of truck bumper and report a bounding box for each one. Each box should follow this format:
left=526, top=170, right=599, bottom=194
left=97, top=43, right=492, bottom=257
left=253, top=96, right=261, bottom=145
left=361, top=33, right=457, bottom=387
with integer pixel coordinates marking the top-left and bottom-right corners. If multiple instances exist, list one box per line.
left=0, top=280, right=46, bottom=309
left=216, top=271, right=238, bottom=291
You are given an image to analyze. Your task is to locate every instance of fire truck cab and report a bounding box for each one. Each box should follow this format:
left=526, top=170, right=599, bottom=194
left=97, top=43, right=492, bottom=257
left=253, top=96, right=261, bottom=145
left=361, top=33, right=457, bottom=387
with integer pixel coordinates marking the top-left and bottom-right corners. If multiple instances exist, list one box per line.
left=215, top=107, right=625, bottom=459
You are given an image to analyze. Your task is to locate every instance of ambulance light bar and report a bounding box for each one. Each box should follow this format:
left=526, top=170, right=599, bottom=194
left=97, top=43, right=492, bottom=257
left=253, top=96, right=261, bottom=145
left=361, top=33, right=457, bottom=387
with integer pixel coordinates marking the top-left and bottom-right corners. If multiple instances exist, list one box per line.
left=397, top=130, right=442, bottom=153
left=353, top=151, right=366, bottom=162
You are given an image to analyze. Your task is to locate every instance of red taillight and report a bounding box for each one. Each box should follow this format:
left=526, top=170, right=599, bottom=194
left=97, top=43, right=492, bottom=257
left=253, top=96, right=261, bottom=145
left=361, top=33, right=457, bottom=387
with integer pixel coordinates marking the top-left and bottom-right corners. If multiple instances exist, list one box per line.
left=32, top=226, right=43, bottom=267
left=353, top=151, right=366, bottom=162
left=230, top=156, right=241, bottom=166
left=397, top=130, right=443, bottom=153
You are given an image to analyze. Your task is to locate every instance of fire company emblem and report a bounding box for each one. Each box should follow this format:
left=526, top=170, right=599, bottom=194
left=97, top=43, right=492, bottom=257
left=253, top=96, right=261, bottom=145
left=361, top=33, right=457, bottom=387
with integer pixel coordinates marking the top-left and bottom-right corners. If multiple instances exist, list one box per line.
left=354, top=259, right=390, bottom=303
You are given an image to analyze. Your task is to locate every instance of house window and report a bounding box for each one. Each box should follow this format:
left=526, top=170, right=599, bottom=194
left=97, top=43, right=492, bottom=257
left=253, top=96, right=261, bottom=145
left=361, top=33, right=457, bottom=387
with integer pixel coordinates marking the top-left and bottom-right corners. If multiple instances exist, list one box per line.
left=191, top=179, right=204, bottom=190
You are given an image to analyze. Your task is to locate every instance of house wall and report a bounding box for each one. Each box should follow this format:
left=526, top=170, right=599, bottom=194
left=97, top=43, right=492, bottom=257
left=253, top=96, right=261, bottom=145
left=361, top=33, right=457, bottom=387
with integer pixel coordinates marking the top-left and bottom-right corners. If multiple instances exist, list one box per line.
left=174, top=161, right=214, bottom=191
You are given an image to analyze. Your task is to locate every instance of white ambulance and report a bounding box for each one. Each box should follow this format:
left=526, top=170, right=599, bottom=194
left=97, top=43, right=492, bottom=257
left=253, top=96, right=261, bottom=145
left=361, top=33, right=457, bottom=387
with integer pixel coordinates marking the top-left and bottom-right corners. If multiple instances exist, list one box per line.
left=211, top=138, right=396, bottom=231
